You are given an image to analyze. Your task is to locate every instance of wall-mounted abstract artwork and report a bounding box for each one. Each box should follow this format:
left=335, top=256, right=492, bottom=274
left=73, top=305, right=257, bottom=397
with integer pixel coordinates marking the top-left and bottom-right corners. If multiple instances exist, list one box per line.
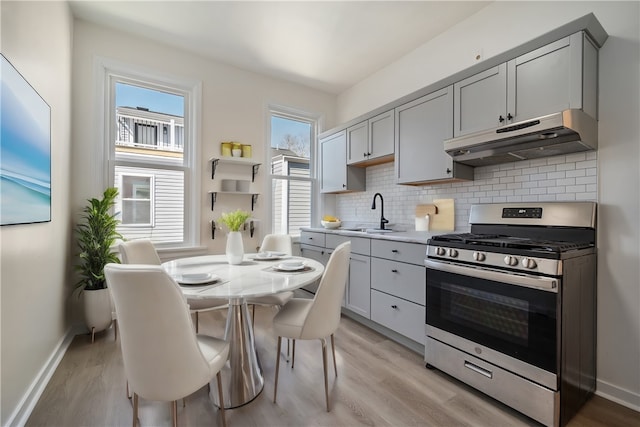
left=1, top=54, right=51, bottom=226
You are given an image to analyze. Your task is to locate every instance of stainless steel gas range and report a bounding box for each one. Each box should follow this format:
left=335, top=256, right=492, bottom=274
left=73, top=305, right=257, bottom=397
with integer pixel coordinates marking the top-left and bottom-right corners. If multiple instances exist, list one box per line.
left=424, top=202, right=597, bottom=427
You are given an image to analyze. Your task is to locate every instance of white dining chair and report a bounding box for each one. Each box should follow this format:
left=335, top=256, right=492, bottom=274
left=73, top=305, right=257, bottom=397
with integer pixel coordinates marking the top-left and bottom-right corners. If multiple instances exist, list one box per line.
left=246, top=234, right=294, bottom=325
left=105, top=263, right=229, bottom=427
left=272, top=241, right=351, bottom=412
left=119, top=239, right=227, bottom=333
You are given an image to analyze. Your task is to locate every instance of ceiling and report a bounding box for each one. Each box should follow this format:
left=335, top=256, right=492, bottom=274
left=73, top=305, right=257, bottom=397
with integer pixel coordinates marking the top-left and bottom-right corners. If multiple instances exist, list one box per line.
left=69, top=1, right=491, bottom=94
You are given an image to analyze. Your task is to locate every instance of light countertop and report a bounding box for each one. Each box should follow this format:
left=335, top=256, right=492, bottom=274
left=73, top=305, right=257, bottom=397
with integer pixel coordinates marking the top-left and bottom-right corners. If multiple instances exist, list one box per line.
left=300, top=227, right=448, bottom=245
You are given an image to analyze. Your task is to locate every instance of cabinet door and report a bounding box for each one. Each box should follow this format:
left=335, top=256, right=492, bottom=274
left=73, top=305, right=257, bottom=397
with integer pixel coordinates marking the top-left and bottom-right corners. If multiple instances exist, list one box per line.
left=453, top=64, right=507, bottom=137
left=299, top=244, right=328, bottom=294
left=346, top=253, right=371, bottom=318
left=507, top=33, right=583, bottom=123
left=368, top=110, right=394, bottom=159
left=346, top=121, right=368, bottom=165
left=395, top=87, right=455, bottom=184
left=320, top=131, right=347, bottom=193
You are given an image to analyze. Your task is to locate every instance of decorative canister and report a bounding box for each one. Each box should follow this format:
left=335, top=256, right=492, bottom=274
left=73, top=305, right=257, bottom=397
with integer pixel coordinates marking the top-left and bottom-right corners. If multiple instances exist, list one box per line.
left=241, top=144, right=252, bottom=158
left=221, top=142, right=232, bottom=157
left=231, top=143, right=242, bottom=157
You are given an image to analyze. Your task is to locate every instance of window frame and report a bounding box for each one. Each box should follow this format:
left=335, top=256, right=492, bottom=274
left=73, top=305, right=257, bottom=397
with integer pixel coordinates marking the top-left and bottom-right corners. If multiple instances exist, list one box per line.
left=267, top=105, right=320, bottom=237
left=96, top=57, right=202, bottom=250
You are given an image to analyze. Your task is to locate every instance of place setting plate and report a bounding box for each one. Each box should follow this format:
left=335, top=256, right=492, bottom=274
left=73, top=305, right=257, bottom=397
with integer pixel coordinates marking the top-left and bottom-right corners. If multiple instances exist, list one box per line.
left=176, top=272, right=220, bottom=285
left=268, top=260, right=313, bottom=273
left=249, top=252, right=290, bottom=261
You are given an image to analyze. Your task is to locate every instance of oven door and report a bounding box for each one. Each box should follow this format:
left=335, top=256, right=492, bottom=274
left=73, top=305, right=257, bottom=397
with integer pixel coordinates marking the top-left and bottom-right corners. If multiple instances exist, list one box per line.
left=426, top=259, right=559, bottom=374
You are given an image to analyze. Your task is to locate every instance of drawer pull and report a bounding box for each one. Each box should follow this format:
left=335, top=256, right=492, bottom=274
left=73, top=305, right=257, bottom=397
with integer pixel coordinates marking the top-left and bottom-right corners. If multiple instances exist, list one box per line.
left=391, top=305, right=398, bottom=309
left=391, top=269, right=398, bottom=273
left=391, top=249, right=399, bottom=253
left=464, top=361, right=493, bottom=379
left=309, top=237, right=313, bottom=240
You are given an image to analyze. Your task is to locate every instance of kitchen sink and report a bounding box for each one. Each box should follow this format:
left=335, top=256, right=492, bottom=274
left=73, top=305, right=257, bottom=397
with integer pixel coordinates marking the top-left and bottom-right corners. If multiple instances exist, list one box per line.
left=339, top=227, right=395, bottom=234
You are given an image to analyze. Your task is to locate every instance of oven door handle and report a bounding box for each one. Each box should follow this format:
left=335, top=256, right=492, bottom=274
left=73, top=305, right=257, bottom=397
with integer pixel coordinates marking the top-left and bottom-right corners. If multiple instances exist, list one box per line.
left=425, top=260, right=559, bottom=292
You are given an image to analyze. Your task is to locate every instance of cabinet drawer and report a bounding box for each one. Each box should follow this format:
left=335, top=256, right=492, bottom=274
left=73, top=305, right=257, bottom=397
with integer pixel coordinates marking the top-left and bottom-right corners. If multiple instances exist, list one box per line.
left=425, top=337, right=555, bottom=427
left=371, top=240, right=427, bottom=265
left=325, top=234, right=370, bottom=255
left=300, top=231, right=325, bottom=247
left=371, top=290, right=425, bottom=343
left=371, top=259, right=425, bottom=305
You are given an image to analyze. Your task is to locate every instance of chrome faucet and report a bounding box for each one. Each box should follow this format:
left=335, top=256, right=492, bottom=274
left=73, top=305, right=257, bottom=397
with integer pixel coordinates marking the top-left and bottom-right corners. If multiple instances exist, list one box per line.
left=371, top=193, right=389, bottom=230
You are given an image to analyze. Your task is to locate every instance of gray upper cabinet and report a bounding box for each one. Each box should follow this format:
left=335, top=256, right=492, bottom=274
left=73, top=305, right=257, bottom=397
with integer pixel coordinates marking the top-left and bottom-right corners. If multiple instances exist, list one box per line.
left=346, top=121, right=368, bottom=164
left=507, top=32, right=597, bottom=123
left=320, top=130, right=365, bottom=193
left=395, top=86, right=473, bottom=185
left=347, top=110, right=394, bottom=166
left=454, top=64, right=508, bottom=137
left=454, top=32, right=597, bottom=137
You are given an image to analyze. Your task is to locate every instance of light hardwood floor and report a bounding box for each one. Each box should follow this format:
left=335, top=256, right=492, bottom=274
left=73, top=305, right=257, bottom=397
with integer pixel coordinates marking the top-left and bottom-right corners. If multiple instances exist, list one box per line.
left=27, top=306, right=639, bottom=426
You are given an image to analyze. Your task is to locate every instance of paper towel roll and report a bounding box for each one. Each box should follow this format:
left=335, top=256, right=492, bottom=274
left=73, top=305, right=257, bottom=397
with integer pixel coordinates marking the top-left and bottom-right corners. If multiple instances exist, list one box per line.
left=415, top=214, right=430, bottom=231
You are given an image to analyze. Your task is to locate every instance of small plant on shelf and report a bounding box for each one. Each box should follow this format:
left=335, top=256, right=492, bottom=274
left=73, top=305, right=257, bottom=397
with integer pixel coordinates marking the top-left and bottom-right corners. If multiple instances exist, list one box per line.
left=219, top=209, right=251, bottom=232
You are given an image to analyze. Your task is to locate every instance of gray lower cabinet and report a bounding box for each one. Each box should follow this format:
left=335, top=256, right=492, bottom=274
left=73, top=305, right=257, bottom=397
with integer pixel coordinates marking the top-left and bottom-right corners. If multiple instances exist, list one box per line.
left=325, top=234, right=371, bottom=317
left=454, top=31, right=598, bottom=137
left=299, top=241, right=329, bottom=294
left=371, top=290, right=425, bottom=344
left=369, top=239, right=427, bottom=343
left=395, top=86, right=473, bottom=185
left=301, top=230, right=427, bottom=344
left=346, top=253, right=371, bottom=318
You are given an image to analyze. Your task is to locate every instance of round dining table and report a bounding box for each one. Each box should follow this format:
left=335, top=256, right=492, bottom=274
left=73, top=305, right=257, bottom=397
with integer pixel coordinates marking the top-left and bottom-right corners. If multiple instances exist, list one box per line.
left=162, top=253, right=324, bottom=409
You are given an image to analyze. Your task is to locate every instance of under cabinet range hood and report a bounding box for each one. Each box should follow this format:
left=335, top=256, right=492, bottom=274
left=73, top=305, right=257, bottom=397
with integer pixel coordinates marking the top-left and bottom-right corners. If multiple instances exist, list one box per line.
left=444, top=109, right=597, bottom=167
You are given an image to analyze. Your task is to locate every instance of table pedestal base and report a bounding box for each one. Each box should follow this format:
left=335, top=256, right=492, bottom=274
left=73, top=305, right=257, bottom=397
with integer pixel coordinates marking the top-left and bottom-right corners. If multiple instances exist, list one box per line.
left=210, top=299, right=264, bottom=409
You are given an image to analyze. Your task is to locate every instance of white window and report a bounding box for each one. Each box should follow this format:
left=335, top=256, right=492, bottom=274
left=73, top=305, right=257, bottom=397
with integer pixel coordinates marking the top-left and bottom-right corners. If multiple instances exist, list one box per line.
left=100, top=61, right=201, bottom=249
left=269, top=107, right=317, bottom=236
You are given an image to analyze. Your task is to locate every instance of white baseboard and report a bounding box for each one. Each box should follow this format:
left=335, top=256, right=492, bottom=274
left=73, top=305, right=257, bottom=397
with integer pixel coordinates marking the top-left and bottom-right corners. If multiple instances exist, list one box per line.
left=596, top=379, right=640, bottom=413
left=5, top=325, right=81, bottom=427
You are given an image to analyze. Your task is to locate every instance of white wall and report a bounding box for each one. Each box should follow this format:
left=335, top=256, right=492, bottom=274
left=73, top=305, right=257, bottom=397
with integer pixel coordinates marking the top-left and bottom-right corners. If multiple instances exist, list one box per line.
left=336, top=1, right=640, bottom=410
left=0, top=1, right=74, bottom=425
left=71, top=20, right=336, bottom=257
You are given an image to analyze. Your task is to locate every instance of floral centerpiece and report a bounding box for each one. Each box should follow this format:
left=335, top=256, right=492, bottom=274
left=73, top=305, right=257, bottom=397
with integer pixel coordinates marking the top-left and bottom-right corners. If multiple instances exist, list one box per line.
left=219, top=209, right=251, bottom=264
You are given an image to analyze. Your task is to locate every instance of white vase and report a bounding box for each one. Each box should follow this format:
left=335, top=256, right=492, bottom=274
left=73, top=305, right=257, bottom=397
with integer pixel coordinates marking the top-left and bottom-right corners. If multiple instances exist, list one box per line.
left=82, top=287, right=113, bottom=341
left=226, top=231, right=244, bottom=264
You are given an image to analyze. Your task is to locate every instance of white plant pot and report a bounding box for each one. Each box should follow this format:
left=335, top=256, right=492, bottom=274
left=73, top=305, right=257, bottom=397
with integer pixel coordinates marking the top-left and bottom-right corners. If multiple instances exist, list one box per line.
left=82, top=287, right=113, bottom=336
left=226, top=231, right=244, bottom=265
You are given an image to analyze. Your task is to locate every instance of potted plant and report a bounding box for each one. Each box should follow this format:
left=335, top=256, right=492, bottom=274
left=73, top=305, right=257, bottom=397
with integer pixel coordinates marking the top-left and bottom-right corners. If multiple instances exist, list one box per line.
left=75, top=187, right=122, bottom=341
left=219, top=209, right=251, bottom=264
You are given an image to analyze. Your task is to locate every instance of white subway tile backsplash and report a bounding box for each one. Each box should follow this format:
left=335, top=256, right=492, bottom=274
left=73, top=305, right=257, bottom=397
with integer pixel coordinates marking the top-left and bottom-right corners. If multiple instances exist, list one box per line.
left=335, top=153, right=597, bottom=231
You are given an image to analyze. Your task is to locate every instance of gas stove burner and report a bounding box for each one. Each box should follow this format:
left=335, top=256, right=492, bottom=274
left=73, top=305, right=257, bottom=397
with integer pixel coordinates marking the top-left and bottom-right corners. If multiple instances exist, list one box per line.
left=431, top=233, right=502, bottom=243
left=431, top=233, right=593, bottom=254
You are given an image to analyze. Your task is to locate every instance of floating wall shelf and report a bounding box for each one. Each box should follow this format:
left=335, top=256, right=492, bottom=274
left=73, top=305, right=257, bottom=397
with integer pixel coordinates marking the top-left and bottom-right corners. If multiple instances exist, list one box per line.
left=210, top=157, right=261, bottom=182
left=208, top=191, right=259, bottom=211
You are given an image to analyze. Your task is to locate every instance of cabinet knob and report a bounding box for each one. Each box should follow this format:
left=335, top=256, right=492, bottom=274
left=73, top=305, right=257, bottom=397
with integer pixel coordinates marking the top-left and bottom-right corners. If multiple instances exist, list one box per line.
left=342, top=184, right=346, bottom=188
left=367, top=152, right=372, bottom=156
left=391, top=269, right=398, bottom=273
left=499, top=115, right=505, bottom=123
left=446, top=168, right=452, bottom=174
left=507, top=113, right=513, bottom=121
left=391, top=305, right=398, bottom=309
left=364, top=152, right=368, bottom=157
left=391, top=249, right=399, bottom=253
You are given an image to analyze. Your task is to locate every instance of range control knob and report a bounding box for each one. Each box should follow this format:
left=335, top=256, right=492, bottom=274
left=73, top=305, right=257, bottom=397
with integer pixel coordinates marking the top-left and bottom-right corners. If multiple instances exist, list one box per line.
left=447, top=249, right=459, bottom=258
left=473, top=252, right=486, bottom=262
left=504, top=255, right=518, bottom=266
left=522, top=258, right=537, bottom=269
left=435, top=247, right=446, bottom=256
